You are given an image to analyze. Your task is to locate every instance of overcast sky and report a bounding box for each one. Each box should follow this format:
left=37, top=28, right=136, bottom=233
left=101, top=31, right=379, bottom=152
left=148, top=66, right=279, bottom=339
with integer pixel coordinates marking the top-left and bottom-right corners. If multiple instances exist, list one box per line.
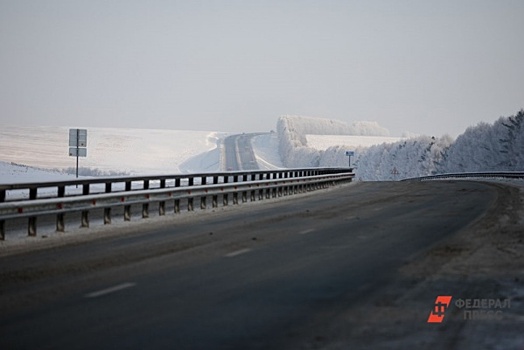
left=1, top=0, right=523, bottom=137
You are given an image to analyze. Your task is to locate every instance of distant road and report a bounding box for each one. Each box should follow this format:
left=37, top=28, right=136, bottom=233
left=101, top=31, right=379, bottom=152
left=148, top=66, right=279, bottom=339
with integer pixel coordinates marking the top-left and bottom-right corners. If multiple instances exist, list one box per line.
left=0, top=181, right=502, bottom=349
left=223, top=133, right=265, bottom=171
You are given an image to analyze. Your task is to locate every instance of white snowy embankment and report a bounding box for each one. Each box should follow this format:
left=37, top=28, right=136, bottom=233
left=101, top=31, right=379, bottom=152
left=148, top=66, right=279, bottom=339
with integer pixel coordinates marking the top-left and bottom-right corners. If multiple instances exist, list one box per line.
left=251, top=133, right=284, bottom=170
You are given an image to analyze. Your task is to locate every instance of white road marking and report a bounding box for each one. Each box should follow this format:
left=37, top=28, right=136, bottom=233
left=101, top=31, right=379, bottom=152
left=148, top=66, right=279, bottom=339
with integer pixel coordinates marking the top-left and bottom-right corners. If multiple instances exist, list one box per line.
left=225, top=248, right=252, bottom=258
left=85, top=282, right=136, bottom=298
left=299, top=228, right=315, bottom=235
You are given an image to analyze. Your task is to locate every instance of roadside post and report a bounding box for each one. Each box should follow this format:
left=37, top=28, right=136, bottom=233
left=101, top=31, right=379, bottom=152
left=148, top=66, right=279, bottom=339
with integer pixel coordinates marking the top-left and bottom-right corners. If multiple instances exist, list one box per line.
left=69, top=129, right=87, bottom=179
left=345, top=151, right=354, bottom=168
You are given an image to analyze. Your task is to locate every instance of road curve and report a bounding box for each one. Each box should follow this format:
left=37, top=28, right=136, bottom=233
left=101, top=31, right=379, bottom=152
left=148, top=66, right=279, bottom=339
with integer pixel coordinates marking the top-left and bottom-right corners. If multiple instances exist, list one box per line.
left=0, top=181, right=502, bottom=349
left=223, top=133, right=263, bottom=171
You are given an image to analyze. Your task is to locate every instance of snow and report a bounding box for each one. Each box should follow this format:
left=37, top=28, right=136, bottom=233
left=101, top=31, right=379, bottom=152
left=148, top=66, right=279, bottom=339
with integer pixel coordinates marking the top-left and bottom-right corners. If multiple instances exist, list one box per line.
left=306, top=135, right=405, bottom=150
left=277, top=111, right=524, bottom=180
left=251, top=133, right=284, bottom=169
left=0, top=161, right=80, bottom=183
left=0, top=126, right=224, bottom=176
left=0, top=126, right=288, bottom=186
left=2, top=110, right=522, bottom=185
left=277, top=115, right=399, bottom=170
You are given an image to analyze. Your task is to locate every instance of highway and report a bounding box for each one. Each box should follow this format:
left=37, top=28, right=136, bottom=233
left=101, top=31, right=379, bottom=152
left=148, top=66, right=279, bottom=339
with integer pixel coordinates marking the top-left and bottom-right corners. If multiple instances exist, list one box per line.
left=223, top=133, right=261, bottom=171
left=0, top=181, right=506, bottom=349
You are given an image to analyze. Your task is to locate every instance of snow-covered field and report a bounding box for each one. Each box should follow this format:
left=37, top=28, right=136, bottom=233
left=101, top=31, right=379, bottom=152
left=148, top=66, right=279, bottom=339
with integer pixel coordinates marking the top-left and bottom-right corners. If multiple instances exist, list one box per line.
left=306, top=135, right=405, bottom=150
left=0, top=161, right=80, bottom=183
left=0, top=126, right=288, bottom=184
left=0, top=126, right=224, bottom=177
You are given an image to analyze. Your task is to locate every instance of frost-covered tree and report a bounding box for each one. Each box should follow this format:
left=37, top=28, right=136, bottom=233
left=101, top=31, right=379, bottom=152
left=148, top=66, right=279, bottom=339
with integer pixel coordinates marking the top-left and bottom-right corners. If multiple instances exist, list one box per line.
left=277, top=115, right=392, bottom=168
left=276, top=110, right=523, bottom=179
left=443, top=110, right=524, bottom=172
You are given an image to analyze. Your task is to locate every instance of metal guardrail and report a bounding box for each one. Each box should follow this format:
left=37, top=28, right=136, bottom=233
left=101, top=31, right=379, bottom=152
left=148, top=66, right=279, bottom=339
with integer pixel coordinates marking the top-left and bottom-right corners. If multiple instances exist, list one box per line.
left=0, top=168, right=354, bottom=240
left=402, top=171, right=524, bottom=182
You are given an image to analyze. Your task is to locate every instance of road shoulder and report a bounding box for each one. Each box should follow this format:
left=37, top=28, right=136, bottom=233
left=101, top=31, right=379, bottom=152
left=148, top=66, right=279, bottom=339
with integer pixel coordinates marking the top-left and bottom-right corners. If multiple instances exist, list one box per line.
left=307, top=181, right=524, bottom=350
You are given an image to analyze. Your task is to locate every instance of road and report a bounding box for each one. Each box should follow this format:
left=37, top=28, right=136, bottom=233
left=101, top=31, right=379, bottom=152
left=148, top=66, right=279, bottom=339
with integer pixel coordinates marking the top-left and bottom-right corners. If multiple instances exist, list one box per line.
left=223, top=133, right=262, bottom=171
left=0, top=181, right=517, bottom=349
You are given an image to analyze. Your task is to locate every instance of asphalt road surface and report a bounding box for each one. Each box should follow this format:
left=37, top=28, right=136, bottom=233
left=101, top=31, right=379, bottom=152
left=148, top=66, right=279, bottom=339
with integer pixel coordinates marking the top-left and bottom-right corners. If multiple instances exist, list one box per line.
left=0, top=181, right=512, bottom=349
left=223, top=133, right=262, bottom=171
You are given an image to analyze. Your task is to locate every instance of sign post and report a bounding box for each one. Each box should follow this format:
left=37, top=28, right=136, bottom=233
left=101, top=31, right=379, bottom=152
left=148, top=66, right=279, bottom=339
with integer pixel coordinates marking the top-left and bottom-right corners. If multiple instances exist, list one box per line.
left=345, top=151, right=354, bottom=168
left=69, top=129, right=87, bottom=178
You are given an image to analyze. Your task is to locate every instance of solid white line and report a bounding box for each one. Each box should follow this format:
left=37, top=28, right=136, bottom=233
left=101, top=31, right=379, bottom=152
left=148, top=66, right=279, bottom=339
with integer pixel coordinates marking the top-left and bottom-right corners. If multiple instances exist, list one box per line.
left=225, top=248, right=252, bottom=258
left=85, top=282, right=136, bottom=298
left=299, top=228, right=315, bottom=235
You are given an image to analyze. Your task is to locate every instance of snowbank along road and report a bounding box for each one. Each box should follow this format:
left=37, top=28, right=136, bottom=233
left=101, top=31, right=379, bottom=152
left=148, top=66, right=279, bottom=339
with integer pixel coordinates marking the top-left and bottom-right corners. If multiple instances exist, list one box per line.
left=1, top=180, right=522, bottom=349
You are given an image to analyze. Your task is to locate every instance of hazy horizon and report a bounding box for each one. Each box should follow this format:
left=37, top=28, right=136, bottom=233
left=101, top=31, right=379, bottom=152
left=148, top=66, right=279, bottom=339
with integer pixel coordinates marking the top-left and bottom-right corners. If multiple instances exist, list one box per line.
left=1, top=0, right=523, bottom=138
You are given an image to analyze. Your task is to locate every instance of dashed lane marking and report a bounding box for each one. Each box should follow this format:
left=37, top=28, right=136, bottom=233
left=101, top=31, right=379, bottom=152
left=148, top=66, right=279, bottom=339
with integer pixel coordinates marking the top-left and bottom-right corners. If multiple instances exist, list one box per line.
left=225, top=248, right=252, bottom=258
left=85, top=282, right=136, bottom=298
left=299, top=228, right=316, bottom=235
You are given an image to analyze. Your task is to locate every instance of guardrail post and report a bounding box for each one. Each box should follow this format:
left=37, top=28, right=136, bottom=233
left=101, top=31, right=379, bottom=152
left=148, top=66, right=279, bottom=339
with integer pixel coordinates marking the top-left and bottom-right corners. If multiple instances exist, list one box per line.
left=212, top=195, right=218, bottom=208
left=213, top=176, right=218, bottom=184
left=223, top=176, right=229, bottom=206
left=124, top=205, right=131, bottom=221
left=174, top=199, right=180, bottom=213
left=200, top=196, right=207, bottom=210
left=29, top=188, right=37, bottom=200
left=125, top=181, right=132, bottom=192
left=188, top=177, right=194, bottom=186
left=58, top=186, right=65, bottom=197
left=158, top=180, right=166, bottom=216
left=142, top=182, right=150, bottom=218
left=82, top=184, right=90, bottom=195
left=175, top=178, right=181, bottom=187
left=233, top=192, right=238, bottom=205
left=104, top=208, right=111, bottom=224
left=28, top=217, right=37, bottom=236
left=201, top=176, right=207, bottom=185
left=0, top=189, right=5, bottom=202
left=188, top=198, right=194, bottom=211
left=242, top=191, right=247, bottom=203
left=105, top=182, right=112, bottom=193
left=81, top=211, right=89, bottom=227
left=0, top=220, right=5, bottom=240
left=56, top=213, right=65, bottom=232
